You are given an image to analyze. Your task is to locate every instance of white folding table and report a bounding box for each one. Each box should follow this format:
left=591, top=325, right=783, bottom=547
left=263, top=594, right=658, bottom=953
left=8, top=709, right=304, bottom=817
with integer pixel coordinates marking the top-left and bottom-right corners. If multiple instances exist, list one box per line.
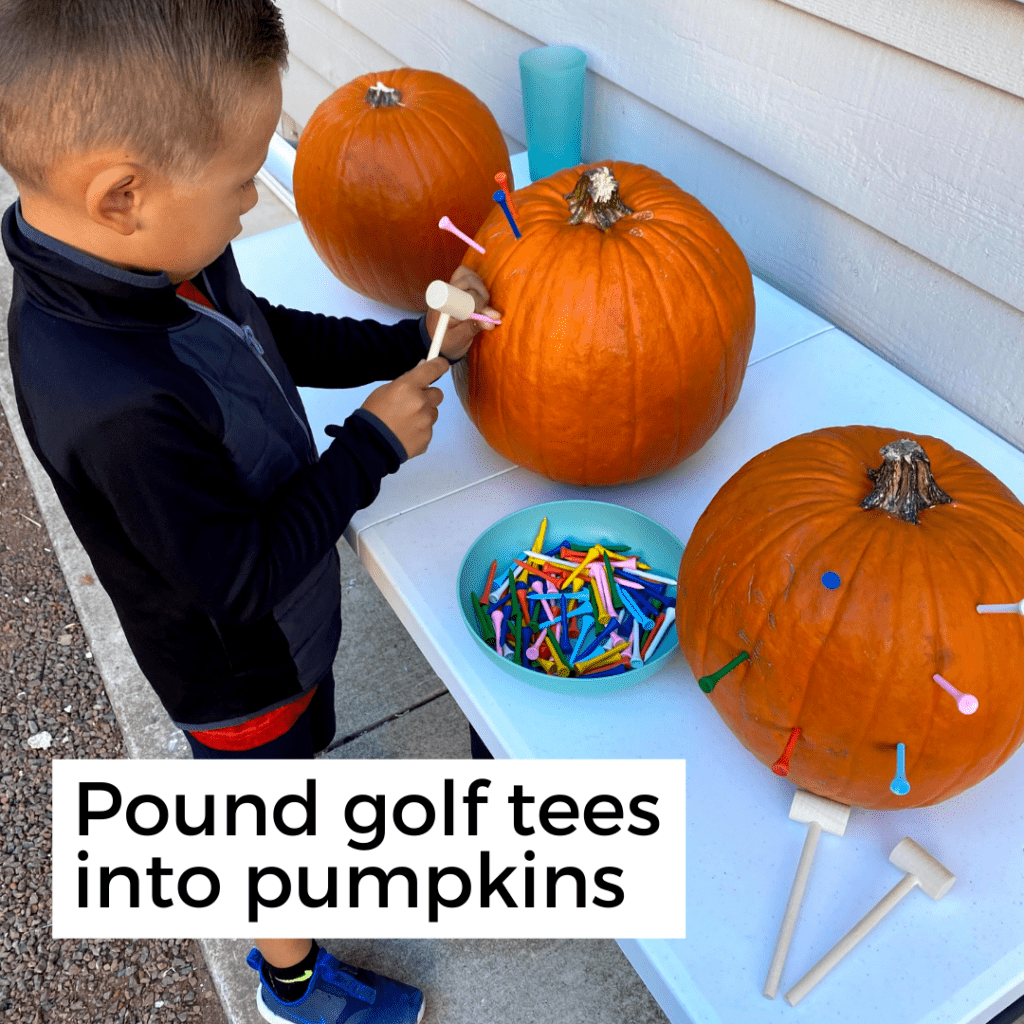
left=233, top=152, right=1024, bottom=1024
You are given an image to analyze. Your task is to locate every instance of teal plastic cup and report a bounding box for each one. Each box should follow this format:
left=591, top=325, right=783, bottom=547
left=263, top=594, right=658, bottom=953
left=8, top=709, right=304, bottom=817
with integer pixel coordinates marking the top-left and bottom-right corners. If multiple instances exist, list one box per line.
left=519, top=45, right=587, bottom=182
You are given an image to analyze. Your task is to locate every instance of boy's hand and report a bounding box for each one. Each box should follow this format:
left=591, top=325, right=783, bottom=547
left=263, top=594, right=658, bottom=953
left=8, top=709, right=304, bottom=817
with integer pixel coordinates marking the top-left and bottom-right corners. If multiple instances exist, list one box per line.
left=425, top=266, right=501, bottom=364
left=361, top=357, right=449, bottom=459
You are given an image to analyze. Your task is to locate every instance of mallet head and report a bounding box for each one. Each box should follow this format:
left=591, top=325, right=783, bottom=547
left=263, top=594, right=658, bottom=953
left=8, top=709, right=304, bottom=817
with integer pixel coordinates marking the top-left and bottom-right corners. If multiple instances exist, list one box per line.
left=889, top=837, right=955, bottom=900
left=425, top=280, right=476, bottom=320
left=789, top=790, right=851, bottom=837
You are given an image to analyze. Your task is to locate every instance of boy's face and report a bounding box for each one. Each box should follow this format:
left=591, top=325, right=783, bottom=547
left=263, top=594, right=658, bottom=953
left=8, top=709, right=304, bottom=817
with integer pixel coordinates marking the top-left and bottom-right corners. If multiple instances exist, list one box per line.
left=20, top=72, right=283, bottom=285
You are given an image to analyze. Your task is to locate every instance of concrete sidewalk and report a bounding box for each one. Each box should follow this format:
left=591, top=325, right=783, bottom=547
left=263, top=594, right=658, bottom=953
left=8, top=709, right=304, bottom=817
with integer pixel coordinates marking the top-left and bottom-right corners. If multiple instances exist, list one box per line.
left=0, top=168, right=670, bottom=1024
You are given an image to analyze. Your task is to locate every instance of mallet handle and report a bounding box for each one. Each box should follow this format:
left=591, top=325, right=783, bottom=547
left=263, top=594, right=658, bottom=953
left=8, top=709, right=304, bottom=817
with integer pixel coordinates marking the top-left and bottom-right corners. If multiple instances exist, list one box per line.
left=427, top=313, right=450, bottom=361
left=763, top=821, right=821, bottom=999
left=784, top=873, right=919, bottom=1006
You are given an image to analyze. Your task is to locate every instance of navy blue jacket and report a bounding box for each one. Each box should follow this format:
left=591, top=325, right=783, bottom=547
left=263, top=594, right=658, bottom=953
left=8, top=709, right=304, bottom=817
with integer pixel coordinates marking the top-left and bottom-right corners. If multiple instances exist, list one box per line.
left=3, top=200, right=432, bottom=730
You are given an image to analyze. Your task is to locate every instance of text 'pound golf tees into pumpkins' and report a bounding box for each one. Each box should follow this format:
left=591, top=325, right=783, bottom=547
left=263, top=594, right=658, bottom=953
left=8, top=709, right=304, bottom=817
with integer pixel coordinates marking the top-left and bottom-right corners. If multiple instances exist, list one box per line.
left=676, top=425, right=1024, bottom=810
left=453, top=162, right=757, bottom=486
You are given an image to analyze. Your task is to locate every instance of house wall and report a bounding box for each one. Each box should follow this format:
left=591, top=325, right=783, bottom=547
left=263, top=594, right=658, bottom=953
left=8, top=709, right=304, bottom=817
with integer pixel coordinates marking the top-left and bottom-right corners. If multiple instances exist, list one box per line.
left=275, top=0, right=1024, bottom=450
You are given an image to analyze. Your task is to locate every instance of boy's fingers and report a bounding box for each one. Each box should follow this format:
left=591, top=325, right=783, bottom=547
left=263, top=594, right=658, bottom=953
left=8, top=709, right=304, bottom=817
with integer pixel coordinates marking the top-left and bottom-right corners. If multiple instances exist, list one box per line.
left=452, top=265, right=483, bottom=287
left=412, top=356, right=451, bottom=385
left=451, top=266, right=491, bottom=308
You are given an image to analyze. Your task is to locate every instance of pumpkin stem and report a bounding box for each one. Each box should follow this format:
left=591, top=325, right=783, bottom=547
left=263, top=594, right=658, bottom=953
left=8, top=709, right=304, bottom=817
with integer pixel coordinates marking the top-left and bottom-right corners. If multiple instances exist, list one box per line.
left=365, top=81, right=404, bottom=107
left=861, top=438, right=953, bottom=524
left=564, top=166, right=634, bottom=230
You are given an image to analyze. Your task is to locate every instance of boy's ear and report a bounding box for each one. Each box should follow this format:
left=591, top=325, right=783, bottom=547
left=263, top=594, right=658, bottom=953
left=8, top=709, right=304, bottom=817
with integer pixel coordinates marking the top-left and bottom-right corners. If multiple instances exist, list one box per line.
left=85, top=163, right=147, bottom=236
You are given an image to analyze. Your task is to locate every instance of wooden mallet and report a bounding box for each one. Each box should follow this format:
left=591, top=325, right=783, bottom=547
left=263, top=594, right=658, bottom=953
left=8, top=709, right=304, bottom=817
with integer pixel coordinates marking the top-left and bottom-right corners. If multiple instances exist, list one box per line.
left=784, top=837, right=955, bottom=1006
left=763, top=790, right=851, bottom=999
left=425, top=280, right=476, bottom=360
left=425, top=280, right=500, bottom=361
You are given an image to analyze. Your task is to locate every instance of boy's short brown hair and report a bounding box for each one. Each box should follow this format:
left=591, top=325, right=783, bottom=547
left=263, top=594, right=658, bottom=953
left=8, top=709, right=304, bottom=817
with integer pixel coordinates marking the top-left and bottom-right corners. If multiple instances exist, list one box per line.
left=0, top=0, right=289, bottom=197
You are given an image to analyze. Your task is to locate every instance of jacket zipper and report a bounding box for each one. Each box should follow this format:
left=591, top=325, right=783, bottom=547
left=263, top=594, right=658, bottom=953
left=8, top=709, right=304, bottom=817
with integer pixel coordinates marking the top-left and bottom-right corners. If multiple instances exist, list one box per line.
left=178, top=296, right=317, bottom=459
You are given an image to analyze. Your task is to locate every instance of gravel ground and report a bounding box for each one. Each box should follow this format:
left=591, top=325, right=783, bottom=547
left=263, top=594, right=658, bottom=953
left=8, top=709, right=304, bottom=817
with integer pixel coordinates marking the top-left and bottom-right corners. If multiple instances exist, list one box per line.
left=0, top=402, right=229, bottom=1023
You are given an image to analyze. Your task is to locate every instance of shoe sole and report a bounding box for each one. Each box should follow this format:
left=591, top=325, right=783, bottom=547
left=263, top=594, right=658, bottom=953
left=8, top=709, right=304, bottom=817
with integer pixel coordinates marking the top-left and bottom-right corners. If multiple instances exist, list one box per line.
left=256, top=985, right=428, bottom=1024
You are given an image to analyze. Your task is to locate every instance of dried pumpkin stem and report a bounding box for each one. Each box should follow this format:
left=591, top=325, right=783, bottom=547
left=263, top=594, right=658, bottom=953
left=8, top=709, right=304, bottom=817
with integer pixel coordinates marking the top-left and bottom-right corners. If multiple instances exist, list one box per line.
left=564, top=166, right=634, bottom=230
left=365, top=81, right=404, bottom=107
left=861, top=438, right=952, bottom=524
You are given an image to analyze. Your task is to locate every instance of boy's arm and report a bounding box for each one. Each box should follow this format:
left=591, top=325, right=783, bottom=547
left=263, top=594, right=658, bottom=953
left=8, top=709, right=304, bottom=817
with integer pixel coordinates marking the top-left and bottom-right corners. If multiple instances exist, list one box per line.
left=248, top=291, right=431, bottom=388
left=74, top=396, right=402, bottom=623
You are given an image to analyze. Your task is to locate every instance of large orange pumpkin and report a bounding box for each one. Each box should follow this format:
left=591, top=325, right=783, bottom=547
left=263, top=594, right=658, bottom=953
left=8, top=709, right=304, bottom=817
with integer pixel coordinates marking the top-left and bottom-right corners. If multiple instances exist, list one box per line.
left=677, top=425, right=1024, bottom=809
left=453, top=162, right=755, bottom=485
left=293, top=69, right=512, bottom=312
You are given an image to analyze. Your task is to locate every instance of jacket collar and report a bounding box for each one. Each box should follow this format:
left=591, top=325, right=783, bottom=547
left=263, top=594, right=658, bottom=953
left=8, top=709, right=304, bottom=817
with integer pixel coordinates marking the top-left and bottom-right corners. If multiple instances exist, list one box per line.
left=2, top=198, right=240, bottom=329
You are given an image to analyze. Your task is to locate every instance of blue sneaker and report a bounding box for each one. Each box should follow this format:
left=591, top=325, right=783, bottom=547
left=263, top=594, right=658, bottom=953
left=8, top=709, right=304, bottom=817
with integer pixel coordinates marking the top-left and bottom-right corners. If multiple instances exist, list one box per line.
left=247, top=946, right=425, bottom=1024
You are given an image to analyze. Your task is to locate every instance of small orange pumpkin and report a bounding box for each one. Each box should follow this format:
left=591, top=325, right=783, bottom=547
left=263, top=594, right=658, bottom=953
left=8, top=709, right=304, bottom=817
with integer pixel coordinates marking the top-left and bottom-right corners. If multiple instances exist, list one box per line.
left=293, top=69, right=512, bottom=312
left=677, top=425, right=1024, bottom=809
left=454, top=162, right=756, bottom=485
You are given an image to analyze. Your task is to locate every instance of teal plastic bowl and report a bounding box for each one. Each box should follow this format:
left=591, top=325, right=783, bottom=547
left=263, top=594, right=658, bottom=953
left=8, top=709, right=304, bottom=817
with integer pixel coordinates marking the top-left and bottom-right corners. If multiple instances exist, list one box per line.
left=457, top=500, right=685, bottom=694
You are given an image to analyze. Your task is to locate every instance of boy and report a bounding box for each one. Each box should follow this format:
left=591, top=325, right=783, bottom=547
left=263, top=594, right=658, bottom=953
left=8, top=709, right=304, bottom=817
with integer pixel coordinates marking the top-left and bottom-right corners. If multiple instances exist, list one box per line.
left=1, top=1, right=498, bottom=1021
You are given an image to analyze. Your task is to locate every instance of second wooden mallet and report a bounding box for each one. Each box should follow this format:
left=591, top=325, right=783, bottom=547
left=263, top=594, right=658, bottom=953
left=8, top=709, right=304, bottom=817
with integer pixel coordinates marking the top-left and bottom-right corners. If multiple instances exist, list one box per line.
left=763, top=789, right=851, bottom=999
left=784, top=837, right=955, bottom=1006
